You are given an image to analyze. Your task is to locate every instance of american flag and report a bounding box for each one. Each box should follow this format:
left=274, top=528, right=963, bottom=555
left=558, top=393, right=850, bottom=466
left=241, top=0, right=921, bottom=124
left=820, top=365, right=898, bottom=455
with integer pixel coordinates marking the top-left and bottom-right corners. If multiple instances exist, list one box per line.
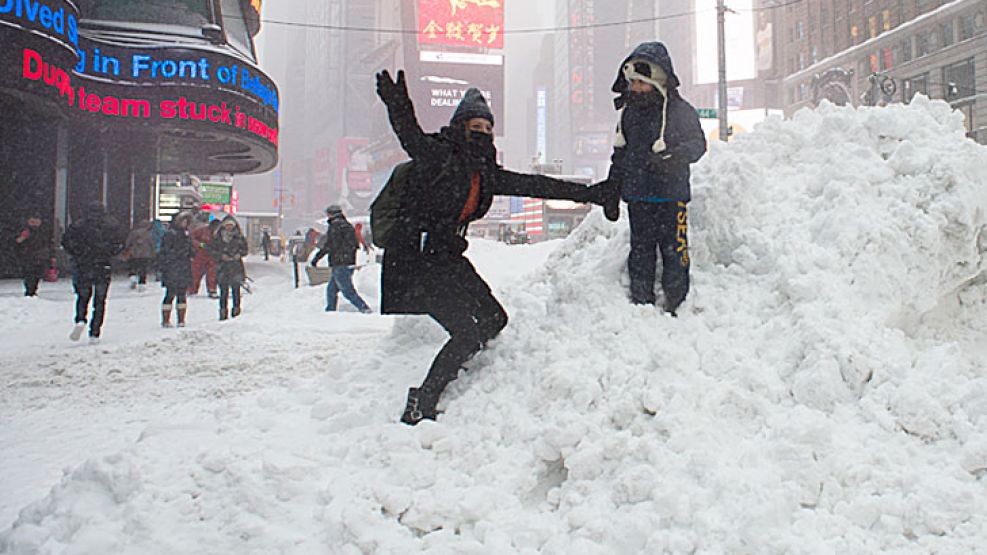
left=510, top=197, right=544, bottom=236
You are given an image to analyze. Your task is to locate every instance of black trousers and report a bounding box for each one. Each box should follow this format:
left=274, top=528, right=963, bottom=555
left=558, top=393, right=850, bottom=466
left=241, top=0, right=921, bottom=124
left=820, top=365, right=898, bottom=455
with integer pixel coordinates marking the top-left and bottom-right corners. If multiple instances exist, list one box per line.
left=128, top=258, right=151, bottom=284
left=74, top=268, right=111, bottom=336
left=21, top=262, right=45, bottom=296
left=219, top=282, right=241, bottom=314
left=420, top=257, right=508, bottom=397
left=162, top=288, right=187, bottom=306
left=627, top=201, right=690, bottom=308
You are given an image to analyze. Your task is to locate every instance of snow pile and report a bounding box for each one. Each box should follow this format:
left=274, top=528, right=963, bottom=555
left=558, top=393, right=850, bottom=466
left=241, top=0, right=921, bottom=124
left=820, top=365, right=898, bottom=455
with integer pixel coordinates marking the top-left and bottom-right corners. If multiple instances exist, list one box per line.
left=3, top=98, right=987, bottom=554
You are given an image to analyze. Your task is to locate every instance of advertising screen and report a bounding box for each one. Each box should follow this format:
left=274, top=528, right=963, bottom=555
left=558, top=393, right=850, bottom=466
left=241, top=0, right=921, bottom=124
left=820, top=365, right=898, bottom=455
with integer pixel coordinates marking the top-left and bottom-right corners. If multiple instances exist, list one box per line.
left=418, top=0, right=504, bottom=49
left=411, top=53, right=504, bottom=132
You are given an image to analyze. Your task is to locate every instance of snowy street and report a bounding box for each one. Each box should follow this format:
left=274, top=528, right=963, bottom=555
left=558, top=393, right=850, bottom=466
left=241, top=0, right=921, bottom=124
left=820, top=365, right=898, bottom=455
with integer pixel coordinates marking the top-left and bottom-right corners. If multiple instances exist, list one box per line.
left=3, top=100, right=987, bottom=553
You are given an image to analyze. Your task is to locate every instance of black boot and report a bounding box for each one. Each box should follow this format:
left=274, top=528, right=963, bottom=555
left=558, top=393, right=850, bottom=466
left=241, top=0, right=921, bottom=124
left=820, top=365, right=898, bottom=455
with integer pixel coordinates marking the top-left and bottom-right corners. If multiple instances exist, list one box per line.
left=400, top=387, right=438, bottom=425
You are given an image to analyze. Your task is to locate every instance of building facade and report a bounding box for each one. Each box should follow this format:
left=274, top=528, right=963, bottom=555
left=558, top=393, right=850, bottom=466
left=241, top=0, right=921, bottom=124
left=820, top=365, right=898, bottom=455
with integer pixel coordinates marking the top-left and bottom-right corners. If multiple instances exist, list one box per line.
left=765, top=0, right=986, bottom=142
left=1, top=0, right=279, bottom=276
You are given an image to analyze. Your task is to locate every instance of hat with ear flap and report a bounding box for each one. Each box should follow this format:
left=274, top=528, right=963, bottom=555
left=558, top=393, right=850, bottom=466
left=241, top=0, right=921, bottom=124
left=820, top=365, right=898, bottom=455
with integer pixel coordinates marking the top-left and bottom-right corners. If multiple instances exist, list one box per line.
left=622, top=59, right=669, bottom=95
left=613, top=56, right=673, bottom=155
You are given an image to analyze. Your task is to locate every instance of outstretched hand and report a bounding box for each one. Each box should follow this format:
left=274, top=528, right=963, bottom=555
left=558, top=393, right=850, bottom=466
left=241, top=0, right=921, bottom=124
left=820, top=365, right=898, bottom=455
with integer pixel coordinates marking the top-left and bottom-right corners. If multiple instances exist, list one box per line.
left=375, top=70, right=409, bottom=106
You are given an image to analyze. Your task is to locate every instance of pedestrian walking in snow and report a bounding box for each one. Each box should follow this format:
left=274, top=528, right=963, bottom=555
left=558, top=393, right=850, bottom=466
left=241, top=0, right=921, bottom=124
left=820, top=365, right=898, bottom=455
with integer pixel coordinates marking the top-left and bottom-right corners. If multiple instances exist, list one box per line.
left=602, top=42, right=707, bottom=315
left=310, top=205, right=372, bottom=314
left=123, top=220, right=155, bottom=292
left=208, top=215, right=249, bottom=320
left=13, top=213, right=55, bottom=297
left=61, top=201, right=126, bottom=342
left=261, top=228, right=271, bottom=261
left=159, top=213, right=195, bottom=327
left=374, top=70, right=619, bottom=425
left=188, top=216, right=219, bottom=298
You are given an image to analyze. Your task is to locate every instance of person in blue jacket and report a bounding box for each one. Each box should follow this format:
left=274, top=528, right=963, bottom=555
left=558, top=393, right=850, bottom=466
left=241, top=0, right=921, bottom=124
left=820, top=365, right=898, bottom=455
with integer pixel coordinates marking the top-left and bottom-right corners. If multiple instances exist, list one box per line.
left=605, top=42, right=707, bottom=315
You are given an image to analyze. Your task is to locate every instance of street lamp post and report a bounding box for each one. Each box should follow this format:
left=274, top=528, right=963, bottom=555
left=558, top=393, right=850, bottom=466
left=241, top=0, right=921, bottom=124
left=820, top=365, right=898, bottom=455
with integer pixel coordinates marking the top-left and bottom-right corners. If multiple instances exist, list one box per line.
left=717, top=0, right=729, bottom=142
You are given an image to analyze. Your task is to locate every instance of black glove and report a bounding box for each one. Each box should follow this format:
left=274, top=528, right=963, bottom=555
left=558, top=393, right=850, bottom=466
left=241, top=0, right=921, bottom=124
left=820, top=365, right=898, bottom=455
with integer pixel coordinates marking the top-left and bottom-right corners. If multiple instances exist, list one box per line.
left=586, top=179, right=621, bottom=222
left=310, top=259, right=318, bottom=267
left=375, top=70, right=410, bottom=108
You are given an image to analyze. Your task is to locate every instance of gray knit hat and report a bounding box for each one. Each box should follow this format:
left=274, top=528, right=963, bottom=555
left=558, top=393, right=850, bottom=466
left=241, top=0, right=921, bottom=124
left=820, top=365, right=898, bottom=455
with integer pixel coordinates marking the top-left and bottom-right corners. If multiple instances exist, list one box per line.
left=450, top=88, right=495, bottom=126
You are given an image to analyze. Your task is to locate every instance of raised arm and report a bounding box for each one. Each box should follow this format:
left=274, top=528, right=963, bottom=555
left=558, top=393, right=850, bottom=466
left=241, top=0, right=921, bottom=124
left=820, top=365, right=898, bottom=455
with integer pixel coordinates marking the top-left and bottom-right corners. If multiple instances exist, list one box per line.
left=376, top=70, right=439, bottom=160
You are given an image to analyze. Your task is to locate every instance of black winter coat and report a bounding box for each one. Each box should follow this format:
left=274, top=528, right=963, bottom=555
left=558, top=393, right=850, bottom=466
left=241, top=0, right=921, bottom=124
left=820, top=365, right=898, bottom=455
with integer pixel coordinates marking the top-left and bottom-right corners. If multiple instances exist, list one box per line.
left=159, top=227, right=195, bottom=290
left=380, top=96, right=597, bottom=314
left=209, top=231, right=248, bottom=286
left=608, top=42, right=707, bottom=203
left=61, top=215, right=126, bottom=278
left=13, top=225, right=53, bottom=268
left=312, top=215, right=358, bottom=267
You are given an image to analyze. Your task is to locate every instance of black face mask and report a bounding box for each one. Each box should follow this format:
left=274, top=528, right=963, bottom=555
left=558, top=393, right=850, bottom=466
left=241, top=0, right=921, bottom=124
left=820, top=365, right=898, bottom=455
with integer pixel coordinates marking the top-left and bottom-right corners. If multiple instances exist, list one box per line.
left=625, top=90, right=663, bottom=109
left=465, top=130, right=496, bottom=163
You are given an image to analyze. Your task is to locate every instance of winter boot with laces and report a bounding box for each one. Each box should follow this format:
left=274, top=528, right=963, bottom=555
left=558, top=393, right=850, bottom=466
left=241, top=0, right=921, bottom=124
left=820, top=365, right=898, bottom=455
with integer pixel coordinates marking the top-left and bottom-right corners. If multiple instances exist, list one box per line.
left=400, top=387, right=439, bottom=425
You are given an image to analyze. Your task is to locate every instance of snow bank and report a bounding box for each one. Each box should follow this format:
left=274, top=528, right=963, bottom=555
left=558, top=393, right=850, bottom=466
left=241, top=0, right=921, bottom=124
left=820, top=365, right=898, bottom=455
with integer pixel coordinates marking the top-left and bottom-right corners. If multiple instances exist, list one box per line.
left=4, top=98, right=987, bottom=554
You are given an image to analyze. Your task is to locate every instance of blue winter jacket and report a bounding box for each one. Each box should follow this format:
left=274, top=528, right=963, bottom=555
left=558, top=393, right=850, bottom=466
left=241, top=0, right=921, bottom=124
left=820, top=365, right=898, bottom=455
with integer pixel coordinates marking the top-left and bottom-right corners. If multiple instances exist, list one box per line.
left=608, top=42, right=707, bottom=203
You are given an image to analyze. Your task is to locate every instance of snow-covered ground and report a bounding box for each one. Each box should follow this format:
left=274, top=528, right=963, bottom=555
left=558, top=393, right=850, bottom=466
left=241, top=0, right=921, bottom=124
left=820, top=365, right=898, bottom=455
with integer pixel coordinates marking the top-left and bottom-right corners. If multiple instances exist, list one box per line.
left=3, top=97, right=987, bottom=554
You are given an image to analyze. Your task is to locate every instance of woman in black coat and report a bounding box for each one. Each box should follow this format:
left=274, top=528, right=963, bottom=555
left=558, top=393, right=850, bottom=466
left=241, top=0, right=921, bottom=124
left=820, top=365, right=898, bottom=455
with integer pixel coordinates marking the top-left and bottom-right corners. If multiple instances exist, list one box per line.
left=208, top=215, right=248, bottom=320
left=376, top=70, right=618, bottom=425
left=158, top=212, right=195, bottom=327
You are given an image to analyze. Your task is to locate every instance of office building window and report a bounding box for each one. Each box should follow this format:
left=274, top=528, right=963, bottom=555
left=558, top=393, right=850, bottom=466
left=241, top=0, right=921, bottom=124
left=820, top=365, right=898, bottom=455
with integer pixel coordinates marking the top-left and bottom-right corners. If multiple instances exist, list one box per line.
left=915, top=30, right=931, bottom=57
left=959, top=13, right=976, bottom=40
left=943, top=58, right=975, bottom=100
left=220, top=0, right=255, bottom=59
left=901, top=39, right=912, bottom=62
left=869, top=16, right=878, bottom=38
left=88, top=0, right=212, bottom=28
left=902, top=73, right=928, bottom=102
left=883, top=10, right=892, bottom=31
left=941, top=21, right=954, bottom=46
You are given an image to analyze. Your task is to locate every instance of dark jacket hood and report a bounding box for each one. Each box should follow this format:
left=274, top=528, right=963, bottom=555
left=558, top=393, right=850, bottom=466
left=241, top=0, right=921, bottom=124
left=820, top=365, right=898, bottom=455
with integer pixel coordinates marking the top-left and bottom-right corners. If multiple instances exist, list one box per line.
left=612, top=42, right=681, bottom=109
left=216, top=215, right=244, bottom=237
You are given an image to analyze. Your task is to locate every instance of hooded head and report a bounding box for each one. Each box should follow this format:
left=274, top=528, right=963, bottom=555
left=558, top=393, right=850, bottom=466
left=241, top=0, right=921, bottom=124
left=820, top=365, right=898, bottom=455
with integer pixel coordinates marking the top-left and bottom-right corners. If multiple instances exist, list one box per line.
left=611, top=42, right=681, bottom=154
left=217, top=215, right=242, bottom=240
left=171, top=212, right=193, bottom=231
left=611, top=42, right=680, bottom=103
left=325, top=204, right=344, bottom=221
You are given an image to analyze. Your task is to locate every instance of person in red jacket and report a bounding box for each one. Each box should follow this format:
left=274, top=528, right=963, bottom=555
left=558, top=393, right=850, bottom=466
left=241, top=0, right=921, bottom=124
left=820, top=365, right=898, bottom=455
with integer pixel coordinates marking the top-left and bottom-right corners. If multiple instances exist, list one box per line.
left=188, top=217, right=220, bottom=298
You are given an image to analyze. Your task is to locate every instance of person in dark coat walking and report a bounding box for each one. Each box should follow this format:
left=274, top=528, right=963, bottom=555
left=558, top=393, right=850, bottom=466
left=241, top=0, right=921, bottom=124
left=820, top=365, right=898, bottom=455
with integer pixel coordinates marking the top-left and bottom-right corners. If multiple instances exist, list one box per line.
left=13, top=213, right=54, bottom=297
left=61, top=201, right=126, bottom=341
left=604, top=42, right=707, bottom=314
left=208, top=215, right=249, bottom=320
left=375, top=70, right=618, bottom=425
left=310, top=205, right=372, bottom=314
left=261, top=228, right=271, bottom=261
left=123, top=220, right=156, bottom=291
left=159, top=212, right=195, bottom=327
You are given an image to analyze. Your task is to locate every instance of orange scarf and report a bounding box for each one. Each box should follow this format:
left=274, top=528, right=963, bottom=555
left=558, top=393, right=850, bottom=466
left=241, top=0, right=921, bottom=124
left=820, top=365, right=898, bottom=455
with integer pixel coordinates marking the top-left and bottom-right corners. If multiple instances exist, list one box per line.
left=458, top=172, right=481, bottom=223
